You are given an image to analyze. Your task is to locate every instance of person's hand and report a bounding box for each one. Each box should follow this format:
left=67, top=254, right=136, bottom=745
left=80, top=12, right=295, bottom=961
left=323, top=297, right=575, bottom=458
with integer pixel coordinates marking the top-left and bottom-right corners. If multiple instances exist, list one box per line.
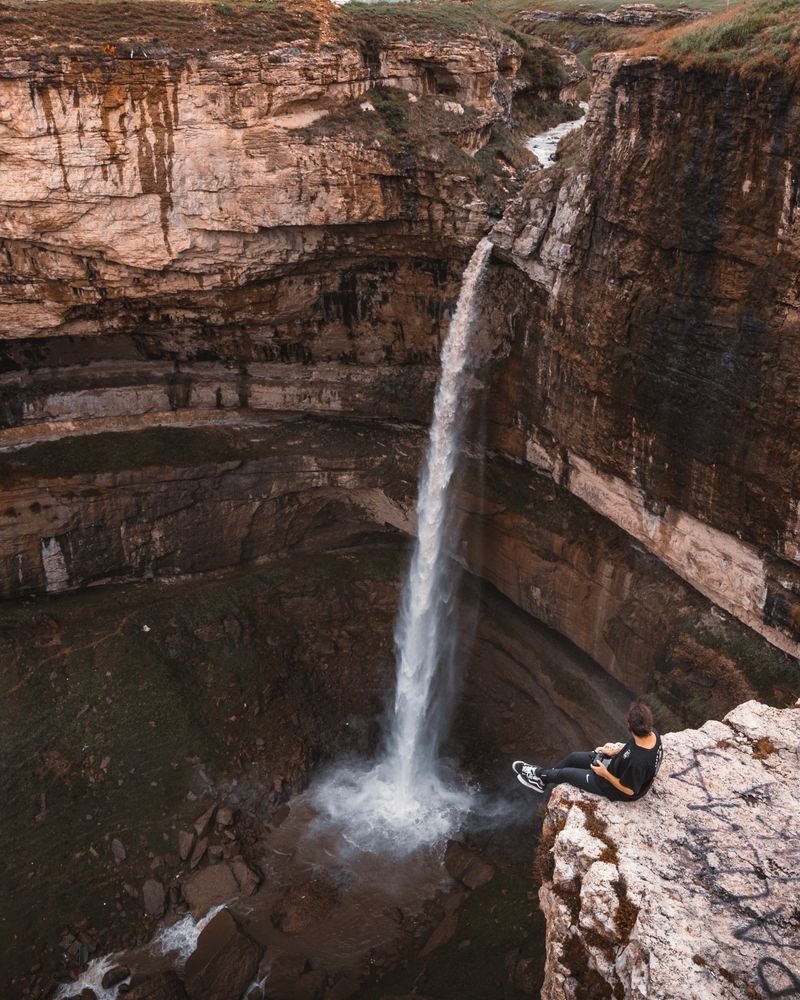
left=590, top=760, right=609, bottom=778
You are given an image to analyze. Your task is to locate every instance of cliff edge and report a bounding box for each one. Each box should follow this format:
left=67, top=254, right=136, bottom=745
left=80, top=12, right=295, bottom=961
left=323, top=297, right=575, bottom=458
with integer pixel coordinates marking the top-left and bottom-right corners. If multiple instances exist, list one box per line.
left=538, top=700, right=800, bottom=999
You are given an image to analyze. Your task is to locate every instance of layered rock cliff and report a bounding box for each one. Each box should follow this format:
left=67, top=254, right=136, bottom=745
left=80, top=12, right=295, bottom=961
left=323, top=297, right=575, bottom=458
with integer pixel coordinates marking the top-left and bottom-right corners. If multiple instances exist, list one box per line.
left=538, top=699, right=800, bottom=1000
left=492, top=52, right=800, bottom=659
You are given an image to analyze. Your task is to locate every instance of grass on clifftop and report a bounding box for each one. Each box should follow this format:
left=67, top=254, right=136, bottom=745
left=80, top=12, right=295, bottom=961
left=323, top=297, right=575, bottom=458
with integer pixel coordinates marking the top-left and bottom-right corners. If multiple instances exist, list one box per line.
left=653, top=0, right=800, bottom=71
left=0, top=0, right=325, bottom=56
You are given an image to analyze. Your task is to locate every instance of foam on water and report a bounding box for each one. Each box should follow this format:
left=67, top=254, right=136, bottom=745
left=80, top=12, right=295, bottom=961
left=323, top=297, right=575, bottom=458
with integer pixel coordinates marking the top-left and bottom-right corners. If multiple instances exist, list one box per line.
left=53, top=905, right=226, bottom=1000
left=153, top=903, right=226, bottom=962
left=314, top=238, right=493, bottom=853
left=525, top=103, right=589, bottom=168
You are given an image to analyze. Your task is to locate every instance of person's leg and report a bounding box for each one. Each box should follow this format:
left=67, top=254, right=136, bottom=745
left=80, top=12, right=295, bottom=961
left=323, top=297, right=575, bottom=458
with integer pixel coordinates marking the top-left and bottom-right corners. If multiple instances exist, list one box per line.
left=539, top=765, right=616, bottom=800
left=552, top=751, right=594, bottom=770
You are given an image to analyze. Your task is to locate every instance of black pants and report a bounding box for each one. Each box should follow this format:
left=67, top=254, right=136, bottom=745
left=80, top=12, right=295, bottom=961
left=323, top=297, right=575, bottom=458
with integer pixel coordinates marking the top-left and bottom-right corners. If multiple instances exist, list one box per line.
left=539, top=751, right=619, bottom=801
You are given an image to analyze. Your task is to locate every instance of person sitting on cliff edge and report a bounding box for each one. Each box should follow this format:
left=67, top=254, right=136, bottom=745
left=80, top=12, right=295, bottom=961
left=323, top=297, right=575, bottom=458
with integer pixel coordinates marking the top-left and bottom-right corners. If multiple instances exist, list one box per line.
left=513, top=699, right=663, bottom=801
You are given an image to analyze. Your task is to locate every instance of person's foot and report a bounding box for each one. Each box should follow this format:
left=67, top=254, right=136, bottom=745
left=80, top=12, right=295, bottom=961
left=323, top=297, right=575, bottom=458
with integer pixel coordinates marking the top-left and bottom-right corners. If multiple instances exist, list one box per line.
left=512, top=760, right=545, bottom=793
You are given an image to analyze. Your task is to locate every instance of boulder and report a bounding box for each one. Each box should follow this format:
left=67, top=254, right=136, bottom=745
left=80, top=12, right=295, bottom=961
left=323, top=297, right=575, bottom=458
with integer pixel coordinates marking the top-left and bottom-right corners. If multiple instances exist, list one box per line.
left=292, top=968, right=327, bottom=999
left=142, top=879, right=166, bottom=918
left=183, top=863, right=240, bottom=917
left=216, top=807, right=235, bottom=827
left=418, top=911, right=459, bottom=958
left=101, top=965, right=131, bottom=989
left=443, top=841, right=495, bottom=890
left=119, top=972, right=188, bottom=999
left=184, top=909, right=263, bottom=1000
left=189, top=837, right=208, bottom=870
left=178, top=830, right=195, bottom=862
left=272, top=879, right=338, bottom=934
left=193, top=804, right=217, bottom=839
left=230, top=858, right=261, bottom=896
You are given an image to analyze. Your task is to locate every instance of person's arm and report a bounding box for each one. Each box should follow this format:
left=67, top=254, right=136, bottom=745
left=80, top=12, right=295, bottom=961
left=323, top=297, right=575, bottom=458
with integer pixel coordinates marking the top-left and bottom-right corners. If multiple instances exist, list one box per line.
left=593, top=742, right=624, bottom=756
left=590, top=760, right=635, bottom=796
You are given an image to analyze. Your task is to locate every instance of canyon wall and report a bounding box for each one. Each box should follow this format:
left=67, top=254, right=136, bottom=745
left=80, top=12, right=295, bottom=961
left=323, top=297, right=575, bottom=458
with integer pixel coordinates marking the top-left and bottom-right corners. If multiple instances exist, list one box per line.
left=1, top=20, right=796, bottom=722
left=492, top=53, right=800, bottom=659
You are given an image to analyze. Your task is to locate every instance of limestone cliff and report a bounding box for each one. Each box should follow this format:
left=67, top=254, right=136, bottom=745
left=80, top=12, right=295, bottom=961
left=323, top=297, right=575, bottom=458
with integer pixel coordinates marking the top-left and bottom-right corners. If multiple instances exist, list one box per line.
left=537, top=700, right=800, bottom=1000
left=492, top=53, right=800, bottom=658
left=0, top=3, right=520, bottom=361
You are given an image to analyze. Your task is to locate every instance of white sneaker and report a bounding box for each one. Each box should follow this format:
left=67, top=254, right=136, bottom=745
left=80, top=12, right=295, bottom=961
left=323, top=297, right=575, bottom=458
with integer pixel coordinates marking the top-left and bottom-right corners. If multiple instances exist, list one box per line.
left=512, top=760, right=545, bottom=793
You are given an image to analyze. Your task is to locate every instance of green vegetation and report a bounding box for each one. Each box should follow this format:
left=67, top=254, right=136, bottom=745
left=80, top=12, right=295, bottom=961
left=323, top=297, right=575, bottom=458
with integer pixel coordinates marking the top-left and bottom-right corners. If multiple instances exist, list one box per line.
left=0, top=0, right=322, bottom=56
left=662, top=0, right=800, bottom=70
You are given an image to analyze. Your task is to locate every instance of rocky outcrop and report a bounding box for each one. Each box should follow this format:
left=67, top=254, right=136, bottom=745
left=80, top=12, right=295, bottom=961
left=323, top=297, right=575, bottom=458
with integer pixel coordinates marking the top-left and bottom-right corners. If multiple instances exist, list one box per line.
left=492, top=53, right=800, bottom=656
left=538, top=700, right=800, bottom=1000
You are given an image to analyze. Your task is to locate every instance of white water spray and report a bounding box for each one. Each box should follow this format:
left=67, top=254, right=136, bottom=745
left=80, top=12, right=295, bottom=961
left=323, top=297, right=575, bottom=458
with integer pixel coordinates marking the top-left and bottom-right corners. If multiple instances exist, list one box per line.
left=315, top=237, right=493, bottom=853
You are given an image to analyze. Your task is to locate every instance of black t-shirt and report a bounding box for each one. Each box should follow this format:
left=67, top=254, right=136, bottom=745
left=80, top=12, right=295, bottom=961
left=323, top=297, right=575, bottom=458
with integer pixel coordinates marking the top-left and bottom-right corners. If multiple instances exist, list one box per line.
left=608, top=732, right=663, bottom=800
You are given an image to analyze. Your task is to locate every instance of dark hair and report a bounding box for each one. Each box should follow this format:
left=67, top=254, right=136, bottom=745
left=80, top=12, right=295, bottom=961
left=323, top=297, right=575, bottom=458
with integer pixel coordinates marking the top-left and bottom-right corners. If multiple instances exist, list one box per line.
left=627, top=700, right=653, bottom=737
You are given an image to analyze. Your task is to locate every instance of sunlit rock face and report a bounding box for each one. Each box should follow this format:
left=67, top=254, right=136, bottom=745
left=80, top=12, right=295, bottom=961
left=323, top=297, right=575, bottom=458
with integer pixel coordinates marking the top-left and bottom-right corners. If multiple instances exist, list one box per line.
left=491, top=53, right=800, bottom=657
left=537, top=699, right=800, bottom=1000
left=0, top=22, right=518, bottom=351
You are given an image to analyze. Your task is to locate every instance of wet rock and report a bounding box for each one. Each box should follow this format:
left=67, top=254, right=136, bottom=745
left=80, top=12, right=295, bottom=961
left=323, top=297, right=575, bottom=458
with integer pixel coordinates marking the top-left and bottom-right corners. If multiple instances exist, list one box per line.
left=118, top=971, right=187, bottom=999
left=461, top=859, right=495, bottom=890
left=142, top=878, right=166, bottom=918
left=440, top=889, right=470, bottom=915
left=111, top=838, right=127, bottom=864
left=292, top=968, right=326, bottom=999
left=443, top=840, right=474, bottom=881
left=193, top=804, right=217, bottom=839
left=323, top=974, right=359, bottom=1000
left=418, top=911, right=459, bottom=958
left=230, top=857, right=261, bottom=896
left=183, top=862, right=239, bottom=917
left=189, top=837, right=208, bottom=870
left=178, top=831, right=195, bottom=862
left=272, top=879, right=338, bottom=934
left=184, top=909, right=262, bottom=1000
left=101, top=965, right=131, bottom=989
left=264, top=956, right=308, bottom=995
left=443, top=841, right=495, bottom=890
left=216, top=807, right=234, bottom=827
left=270, top=804, right=290, bottom=828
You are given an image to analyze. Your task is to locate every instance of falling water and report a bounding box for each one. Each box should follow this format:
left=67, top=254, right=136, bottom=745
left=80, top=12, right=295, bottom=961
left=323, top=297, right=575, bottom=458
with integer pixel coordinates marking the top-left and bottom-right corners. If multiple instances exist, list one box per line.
left=315, top=237, right=494, bottom=853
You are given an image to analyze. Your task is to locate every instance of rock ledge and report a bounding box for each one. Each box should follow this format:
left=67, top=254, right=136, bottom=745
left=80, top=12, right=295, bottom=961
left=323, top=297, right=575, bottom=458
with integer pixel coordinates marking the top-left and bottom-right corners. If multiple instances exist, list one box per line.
left=539, top=700, right=800, bottom=999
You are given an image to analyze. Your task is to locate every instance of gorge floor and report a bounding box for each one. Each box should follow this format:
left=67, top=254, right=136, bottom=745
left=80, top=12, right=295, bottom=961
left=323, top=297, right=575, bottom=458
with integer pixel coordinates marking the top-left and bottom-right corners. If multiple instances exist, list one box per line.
left=2, top=546, right=633, bottom=998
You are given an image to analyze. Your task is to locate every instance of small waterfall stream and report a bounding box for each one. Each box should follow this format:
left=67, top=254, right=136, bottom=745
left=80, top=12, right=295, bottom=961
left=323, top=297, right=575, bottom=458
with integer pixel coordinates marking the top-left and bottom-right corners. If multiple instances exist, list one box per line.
left=315, top=237, right=494, bottom=852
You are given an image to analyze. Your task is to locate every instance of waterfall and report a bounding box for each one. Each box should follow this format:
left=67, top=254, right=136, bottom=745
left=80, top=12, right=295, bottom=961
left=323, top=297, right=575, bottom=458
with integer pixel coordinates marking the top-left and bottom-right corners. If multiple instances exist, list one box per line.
left=387, top=237, right=493, bottom=794
left=315, top=237, right=493, bottom=853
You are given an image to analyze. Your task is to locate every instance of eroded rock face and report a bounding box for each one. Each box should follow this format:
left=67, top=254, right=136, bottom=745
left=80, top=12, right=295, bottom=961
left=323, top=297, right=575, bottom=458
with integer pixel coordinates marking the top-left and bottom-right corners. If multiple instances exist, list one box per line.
left=0, top=21, right=517, bottom=350
left=492, top=54, right=800, bottom=656
left=538, top=700, right=800, bottom=1000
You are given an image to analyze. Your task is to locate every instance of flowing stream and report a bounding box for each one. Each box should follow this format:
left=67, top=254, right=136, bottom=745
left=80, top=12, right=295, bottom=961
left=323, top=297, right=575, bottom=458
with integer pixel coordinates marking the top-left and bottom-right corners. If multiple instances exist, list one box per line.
left=315, top=237, right=494, bottom=853
left=525, top=102, right=589, bottom=168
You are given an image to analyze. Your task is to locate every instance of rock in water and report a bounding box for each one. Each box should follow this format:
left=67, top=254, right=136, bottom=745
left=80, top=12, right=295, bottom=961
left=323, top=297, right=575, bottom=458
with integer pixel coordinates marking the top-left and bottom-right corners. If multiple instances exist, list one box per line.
left=118, top=971, right=187, bottom=998
left=142, top=879, right=166, bottom=918
left=184, top=909, right=263, bottom=1000
left=538, top=700, right=800, bottom=1000
left=230, top=858, right=261, bottom=896
left=182, top=863, right=240, bottom=917
left=101, top=965, right=131, bottom=988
